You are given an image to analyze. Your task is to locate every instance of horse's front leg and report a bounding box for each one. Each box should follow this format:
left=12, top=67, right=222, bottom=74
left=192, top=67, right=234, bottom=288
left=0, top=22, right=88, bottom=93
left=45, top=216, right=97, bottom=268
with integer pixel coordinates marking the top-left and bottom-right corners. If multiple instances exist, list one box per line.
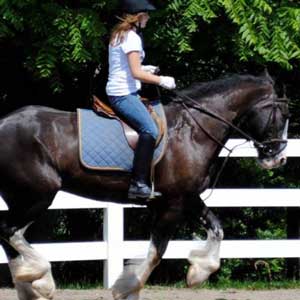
left=8, top=224, right=55, bottom=300
left=112, top=202, right=183, bottom=300
left=186, top=196, right=224, bottom=287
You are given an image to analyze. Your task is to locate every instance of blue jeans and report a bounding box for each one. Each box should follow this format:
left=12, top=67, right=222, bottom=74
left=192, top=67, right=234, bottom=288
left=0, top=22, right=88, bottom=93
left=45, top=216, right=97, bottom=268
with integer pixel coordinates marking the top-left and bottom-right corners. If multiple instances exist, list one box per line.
left=108, top=93, right=158, bottom=140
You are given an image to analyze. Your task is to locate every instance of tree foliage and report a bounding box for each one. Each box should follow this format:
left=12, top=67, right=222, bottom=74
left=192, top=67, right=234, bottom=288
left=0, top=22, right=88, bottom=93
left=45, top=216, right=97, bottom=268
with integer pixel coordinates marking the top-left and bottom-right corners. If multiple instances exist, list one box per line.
left=0, top=0, right=113, bottom=92
left=1, top=0, right=300, bottom=92
left=153, top=0, right=300, bottom=69
left=1, top=0, right=300, bottom=286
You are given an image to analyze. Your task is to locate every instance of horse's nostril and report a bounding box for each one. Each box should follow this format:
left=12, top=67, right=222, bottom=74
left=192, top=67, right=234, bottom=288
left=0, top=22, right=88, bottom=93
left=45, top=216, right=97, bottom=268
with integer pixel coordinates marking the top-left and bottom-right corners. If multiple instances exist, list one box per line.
left=280, top=157, right=286, bottom=165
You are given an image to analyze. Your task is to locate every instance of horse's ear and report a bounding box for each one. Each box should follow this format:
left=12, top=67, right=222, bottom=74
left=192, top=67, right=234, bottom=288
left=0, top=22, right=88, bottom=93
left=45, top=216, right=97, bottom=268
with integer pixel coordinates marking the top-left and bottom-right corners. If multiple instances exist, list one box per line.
left=282, top=84, right=288, bottom=99
left=261, top=68, right=274, bottom=85
left=280, top=83, right=290, bottom=103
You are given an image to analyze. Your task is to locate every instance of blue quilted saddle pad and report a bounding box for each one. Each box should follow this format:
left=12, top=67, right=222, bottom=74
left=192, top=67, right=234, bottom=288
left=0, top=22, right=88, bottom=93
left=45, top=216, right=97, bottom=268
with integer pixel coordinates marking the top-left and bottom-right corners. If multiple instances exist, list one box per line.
left=77, top=100, right=167, bottom=172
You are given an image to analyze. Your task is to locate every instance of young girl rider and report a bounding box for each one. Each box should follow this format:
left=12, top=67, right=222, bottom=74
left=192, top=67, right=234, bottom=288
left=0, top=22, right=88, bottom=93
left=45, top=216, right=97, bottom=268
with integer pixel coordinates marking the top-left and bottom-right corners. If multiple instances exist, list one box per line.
left=106, top=0, right=176, bottom=200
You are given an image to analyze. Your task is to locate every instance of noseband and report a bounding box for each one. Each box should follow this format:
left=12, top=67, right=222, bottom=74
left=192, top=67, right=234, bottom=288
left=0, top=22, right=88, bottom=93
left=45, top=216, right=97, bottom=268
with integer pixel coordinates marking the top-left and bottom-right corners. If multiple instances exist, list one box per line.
left=253, top=98, right=288, bottom=158
left=172, top=90, right=288, bottom=158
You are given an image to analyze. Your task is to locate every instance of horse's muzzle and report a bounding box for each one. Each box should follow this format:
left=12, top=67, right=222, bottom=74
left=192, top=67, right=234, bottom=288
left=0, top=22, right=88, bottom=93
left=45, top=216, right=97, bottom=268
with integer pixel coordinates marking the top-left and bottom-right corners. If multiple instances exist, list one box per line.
left=257, top=150, right=287, bottom=169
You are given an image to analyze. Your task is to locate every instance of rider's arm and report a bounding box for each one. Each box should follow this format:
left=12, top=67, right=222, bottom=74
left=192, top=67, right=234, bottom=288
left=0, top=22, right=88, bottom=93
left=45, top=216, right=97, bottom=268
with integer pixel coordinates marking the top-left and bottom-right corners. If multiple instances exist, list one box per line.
left=127, top=51, right=161, bottom=85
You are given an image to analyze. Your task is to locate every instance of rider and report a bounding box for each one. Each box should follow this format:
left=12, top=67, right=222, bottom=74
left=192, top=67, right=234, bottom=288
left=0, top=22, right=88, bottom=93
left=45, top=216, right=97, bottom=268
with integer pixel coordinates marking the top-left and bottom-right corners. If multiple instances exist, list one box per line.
left=106, top=0, right=176, bottom=200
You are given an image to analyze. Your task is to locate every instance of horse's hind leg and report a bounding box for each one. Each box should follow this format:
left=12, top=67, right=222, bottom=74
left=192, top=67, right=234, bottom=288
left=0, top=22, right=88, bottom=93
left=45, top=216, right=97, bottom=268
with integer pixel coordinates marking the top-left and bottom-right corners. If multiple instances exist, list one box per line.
left=112, top=202, right=183, bottom=300
left=9, top=224, right=51, bottom=281
left=186, top=196, right=224, bottom=287
left=0, top=191, right=59, bottom=299
left=8, top=224, right=55, bottom=300
left=1, top=234, right=54, bottom=300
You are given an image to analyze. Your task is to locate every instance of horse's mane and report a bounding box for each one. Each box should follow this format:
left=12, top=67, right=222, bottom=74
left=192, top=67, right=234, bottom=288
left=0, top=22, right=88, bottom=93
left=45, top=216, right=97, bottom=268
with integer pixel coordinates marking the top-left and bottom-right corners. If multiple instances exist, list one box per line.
left=180, top=74, right=271, bottom=100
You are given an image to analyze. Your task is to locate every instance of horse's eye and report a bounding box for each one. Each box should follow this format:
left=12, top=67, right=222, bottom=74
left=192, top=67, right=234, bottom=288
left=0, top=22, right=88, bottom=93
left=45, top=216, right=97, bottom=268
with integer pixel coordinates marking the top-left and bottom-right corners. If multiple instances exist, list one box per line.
left=263, top=146, right=273, bottom=155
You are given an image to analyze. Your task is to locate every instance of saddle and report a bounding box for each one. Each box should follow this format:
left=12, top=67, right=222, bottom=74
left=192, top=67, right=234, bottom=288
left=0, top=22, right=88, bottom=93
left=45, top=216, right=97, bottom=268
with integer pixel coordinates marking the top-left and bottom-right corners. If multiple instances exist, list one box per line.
left=92, top=95, right=165, bottom=149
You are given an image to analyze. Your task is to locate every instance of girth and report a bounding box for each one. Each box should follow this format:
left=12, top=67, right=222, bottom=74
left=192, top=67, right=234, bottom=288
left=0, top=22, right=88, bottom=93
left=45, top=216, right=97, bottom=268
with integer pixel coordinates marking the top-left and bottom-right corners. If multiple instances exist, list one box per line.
left=92, top=95, right=164, bottom=149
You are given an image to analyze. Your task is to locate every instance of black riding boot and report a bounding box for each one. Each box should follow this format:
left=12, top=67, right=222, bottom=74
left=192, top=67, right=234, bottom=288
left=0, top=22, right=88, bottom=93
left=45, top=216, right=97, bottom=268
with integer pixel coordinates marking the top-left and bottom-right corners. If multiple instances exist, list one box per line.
left=128, top=133, right=161, bottom=200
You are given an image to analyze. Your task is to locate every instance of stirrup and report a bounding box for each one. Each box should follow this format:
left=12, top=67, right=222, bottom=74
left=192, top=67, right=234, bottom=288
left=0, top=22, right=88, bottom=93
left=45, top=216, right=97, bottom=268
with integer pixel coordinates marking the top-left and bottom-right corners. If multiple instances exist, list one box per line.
left=149, top=190, right=162, bottom=200
left=148, top=181, right=162, bottom=200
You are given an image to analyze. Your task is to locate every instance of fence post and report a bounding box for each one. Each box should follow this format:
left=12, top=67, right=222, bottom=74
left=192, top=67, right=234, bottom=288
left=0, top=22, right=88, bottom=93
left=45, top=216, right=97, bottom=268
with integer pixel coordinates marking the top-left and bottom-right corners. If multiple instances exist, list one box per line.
left=286, top=207, right=300, bottom=279
left=103, top=203, right=124, bottom=288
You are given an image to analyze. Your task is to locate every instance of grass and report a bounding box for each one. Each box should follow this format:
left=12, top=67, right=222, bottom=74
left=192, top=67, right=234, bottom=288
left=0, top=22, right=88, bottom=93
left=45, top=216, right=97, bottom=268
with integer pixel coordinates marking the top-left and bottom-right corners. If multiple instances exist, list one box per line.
left=161, top=279, right=300, bottom=290
left=57, top=280, right=300, bottom=290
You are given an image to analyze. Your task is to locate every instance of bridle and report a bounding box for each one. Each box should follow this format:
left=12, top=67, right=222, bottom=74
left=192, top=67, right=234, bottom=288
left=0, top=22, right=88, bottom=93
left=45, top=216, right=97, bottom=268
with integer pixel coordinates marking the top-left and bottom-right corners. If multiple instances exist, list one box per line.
left=170, top=88, right=289, bottom=201
left=251, top=98, right=289, bottom=158
left=172, top=89, right=288, bottom=158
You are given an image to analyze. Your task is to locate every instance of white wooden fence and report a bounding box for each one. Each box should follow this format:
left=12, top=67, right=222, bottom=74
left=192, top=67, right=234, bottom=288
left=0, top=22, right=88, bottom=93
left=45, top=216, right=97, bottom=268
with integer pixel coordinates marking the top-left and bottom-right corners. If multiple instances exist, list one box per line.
left=0, top=139, right=299, bottom=288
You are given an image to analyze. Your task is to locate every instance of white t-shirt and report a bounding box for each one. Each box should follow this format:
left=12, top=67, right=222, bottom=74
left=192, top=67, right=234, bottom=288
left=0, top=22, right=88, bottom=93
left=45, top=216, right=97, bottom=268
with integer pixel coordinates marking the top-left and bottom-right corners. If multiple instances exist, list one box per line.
left=106, top=30, right=145, bottom=96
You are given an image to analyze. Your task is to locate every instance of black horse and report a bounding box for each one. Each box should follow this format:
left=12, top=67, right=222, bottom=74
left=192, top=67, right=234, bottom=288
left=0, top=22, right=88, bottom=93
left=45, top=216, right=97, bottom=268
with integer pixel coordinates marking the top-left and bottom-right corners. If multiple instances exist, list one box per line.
left=0, top=74, right=289, bottom=300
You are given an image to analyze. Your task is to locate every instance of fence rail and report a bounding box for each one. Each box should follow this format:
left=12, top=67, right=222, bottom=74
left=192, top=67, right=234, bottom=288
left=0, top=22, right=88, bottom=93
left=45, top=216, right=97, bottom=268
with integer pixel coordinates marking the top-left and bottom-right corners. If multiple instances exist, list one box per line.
left=0, top=139, right=299, bottom=288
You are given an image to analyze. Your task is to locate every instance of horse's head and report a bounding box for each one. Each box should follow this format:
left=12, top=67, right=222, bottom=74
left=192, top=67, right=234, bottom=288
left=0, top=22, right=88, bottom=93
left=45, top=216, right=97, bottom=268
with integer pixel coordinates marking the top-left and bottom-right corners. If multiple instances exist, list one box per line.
left=242, top=88, right=289, bottom=169
left=172, top=74, right=289, bottom=170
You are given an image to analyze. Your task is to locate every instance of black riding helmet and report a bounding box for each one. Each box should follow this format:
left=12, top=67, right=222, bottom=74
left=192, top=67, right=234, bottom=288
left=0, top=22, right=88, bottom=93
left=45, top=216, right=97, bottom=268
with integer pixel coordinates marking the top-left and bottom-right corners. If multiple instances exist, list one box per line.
left=120, top=0, right=156, bottom=14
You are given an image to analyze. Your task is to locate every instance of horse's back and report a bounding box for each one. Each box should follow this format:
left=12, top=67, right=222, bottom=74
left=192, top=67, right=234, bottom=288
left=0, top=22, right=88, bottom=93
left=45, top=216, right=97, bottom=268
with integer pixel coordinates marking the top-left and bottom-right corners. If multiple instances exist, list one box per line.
left=0, top=105, right=75, bottom=135
left=0, top=105, right=73, bottom=123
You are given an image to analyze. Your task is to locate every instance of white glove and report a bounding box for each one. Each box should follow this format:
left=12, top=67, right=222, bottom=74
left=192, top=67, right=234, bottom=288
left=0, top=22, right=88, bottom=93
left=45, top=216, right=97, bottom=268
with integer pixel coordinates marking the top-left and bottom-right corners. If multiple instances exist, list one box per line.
left=141, top=65, right=159, bottom=74
left=159, top=76, right=176, bottom=90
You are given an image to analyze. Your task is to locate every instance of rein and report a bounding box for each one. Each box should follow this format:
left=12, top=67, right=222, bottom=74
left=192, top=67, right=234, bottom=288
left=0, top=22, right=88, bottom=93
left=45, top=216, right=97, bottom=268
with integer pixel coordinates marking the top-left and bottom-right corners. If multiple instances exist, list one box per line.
left=171, top=89, right=288, bottom=200
left=172, top=89, right=287, bottom=156
left=255, top=98, right=289, bottom=156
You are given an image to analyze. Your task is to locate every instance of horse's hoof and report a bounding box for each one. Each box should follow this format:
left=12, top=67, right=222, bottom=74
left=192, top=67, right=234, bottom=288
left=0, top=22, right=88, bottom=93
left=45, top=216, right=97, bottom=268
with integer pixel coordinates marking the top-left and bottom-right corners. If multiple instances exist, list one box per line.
left=32, top=275, right=56, bottom=299
left=186, top=264, right=209, bottom=287
left=112, top=273, right=141, bottom=300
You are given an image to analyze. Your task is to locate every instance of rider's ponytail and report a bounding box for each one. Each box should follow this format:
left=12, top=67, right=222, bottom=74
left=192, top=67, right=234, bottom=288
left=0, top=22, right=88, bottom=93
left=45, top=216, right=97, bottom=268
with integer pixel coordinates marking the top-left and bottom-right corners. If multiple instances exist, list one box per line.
left=110, top=14, right=141, bottom=47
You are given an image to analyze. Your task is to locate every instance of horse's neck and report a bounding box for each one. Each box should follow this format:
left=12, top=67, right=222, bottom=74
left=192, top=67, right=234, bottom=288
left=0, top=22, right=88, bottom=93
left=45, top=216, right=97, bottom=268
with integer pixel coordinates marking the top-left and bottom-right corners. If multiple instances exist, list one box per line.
left=163, top=85, right=260, bottom=153
left=163, top=103, right=229, bottom=188
left=164, top=80, right=270, bottom=140
left=219, top=83, right=271, bottom=122
left=164, top=102, right=230, bottom=152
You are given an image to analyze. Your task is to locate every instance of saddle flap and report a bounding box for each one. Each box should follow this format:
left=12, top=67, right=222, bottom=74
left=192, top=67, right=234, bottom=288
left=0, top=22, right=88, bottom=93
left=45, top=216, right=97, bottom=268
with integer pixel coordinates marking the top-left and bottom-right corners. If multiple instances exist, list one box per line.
left=78, top=105, right=167, bottom=172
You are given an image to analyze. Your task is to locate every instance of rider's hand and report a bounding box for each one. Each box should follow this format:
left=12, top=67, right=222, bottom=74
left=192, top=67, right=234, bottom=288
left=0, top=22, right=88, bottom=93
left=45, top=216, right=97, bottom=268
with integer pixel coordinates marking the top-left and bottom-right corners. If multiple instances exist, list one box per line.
left=141, top=65, right=159, bottom=74
left=159, top=76, right=176, bottom=90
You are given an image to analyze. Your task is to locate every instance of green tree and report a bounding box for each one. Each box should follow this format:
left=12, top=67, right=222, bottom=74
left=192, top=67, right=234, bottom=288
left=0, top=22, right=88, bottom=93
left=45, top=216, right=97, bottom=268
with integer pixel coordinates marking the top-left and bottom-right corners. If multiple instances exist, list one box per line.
left=152, top=0, right=300, bottom=69
left=0, top=0, right=114, bottom=92
left=1, top=0, right=300, bottom=286
left=1, top=0, right=300, bottom=92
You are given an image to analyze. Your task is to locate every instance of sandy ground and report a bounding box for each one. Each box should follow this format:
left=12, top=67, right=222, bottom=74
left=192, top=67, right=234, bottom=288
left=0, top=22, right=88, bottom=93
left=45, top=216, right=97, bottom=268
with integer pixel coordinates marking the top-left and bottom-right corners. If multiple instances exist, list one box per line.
left=1, top=287, right=300, bottom=300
